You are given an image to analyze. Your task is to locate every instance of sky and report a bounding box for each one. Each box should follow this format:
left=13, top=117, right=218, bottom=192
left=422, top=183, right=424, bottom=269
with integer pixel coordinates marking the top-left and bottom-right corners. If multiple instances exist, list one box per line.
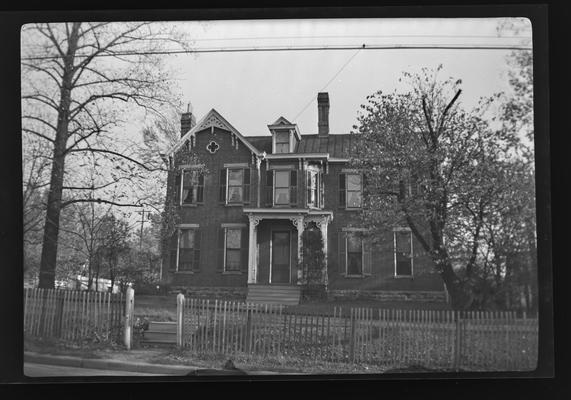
left=134, top=17, right=532, bottom=138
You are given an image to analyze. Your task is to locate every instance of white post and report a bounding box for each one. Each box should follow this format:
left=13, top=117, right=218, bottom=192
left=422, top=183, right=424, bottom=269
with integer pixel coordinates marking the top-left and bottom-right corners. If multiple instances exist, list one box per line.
left=248, top=215, right=259, bottom=284
left=320, top=217, right=329, bottom=288
left=295, top=216, right=304, bottom=284
left=123, top=285, right=134, bottom=350
left=176, top=293, right=185, bottom=347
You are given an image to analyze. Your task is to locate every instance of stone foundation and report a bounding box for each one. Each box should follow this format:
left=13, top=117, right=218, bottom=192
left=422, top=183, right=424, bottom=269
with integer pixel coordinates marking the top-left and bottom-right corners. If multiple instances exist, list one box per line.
left=170, top=286, right=247, bottom=301
left=328, top=290, right=448, bottom=303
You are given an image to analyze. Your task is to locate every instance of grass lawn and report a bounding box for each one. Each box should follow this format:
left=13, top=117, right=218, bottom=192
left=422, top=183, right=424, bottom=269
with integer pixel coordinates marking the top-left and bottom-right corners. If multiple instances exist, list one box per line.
left=134, top=294, right=450, bottom=321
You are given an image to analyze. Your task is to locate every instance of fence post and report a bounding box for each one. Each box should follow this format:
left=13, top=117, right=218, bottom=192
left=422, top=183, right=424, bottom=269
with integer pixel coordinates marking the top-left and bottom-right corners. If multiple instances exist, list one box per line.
left=176, top=293, right=185, bottom=348
left=123, top=286, right=134, bottom=350
left=453, top=311, right=462, bottom=371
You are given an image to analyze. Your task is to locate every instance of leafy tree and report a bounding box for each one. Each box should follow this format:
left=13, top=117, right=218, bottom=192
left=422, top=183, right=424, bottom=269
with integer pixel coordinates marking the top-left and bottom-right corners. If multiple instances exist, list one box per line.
left=21, top=22, right=191, bottom=288
left=351, top=65, right=519, bottom=309
left=94, top=214, right=131, bottom=292
left=299, top=225, right=327, bottom=301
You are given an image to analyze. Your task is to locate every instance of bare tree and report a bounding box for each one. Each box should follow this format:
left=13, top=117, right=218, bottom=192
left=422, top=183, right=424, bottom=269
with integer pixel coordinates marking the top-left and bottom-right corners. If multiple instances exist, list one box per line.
left=21, top=22, right=191, bottom=288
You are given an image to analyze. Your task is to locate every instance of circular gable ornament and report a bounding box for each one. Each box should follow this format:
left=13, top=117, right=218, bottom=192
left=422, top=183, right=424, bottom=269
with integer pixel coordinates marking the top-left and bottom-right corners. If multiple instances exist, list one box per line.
left=206, top=140, right=220, bottom=154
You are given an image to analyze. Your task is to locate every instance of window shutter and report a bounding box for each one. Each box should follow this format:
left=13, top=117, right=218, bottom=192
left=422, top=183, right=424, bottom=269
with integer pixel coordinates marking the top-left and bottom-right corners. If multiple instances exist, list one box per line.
left=169, top=231, right=179, bottom=270
left=362, top=173, right=368, bottom=198
left=241, top=227, right=249, bottom=272
left=193, top=229, right=201, bottom=271
left=243, top=168, right=251, bottom=204
left=363, top=238, right=372, bottom=276
left=219, top=168, right=227, bottom=203
left=319, top=172, right=324, bottom=208
left=306, top=170, right=311, bottom=207
left=265, top=170, right=273, bottom=206
left=290, top=170, right=297, bottom=206
left=174, top=170, right=182, bottom=205
left=217, top=227, right=225, bottom=272
left=338, top=231, right=347, bottom=276
left=197, top=173, right=204, bottom=203
left=338, top=173, right=346, bottom=208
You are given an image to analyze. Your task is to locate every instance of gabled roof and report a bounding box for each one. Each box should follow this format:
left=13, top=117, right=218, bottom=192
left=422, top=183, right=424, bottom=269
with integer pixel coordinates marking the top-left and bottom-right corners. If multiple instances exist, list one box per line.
left=246, top=133, right=354, bottom=159
left=169, top=109, right=262, bottom=156
left=267, top=116, right=301, bottom=141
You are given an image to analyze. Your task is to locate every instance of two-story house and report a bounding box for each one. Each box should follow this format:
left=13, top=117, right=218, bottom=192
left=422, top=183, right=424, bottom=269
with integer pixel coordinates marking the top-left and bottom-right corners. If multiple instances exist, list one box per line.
left=162, top=93, right=446, bottom=305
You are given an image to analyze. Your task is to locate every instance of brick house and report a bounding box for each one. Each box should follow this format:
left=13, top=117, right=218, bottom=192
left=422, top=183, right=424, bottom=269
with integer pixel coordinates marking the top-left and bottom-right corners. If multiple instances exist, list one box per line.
left=162, top=93, right=446, bottom=305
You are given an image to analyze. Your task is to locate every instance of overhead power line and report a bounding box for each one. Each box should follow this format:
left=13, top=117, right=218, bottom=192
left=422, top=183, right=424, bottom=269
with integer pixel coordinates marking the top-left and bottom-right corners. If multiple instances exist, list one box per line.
left=293, top=46, right=363, bottom=121
left=21, top=43, right=532, bottom=61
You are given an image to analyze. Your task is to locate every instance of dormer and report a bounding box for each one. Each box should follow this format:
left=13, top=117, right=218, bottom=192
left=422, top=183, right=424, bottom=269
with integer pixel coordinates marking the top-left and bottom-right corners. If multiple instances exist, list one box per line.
left=267, top=117, right=301, bottom=154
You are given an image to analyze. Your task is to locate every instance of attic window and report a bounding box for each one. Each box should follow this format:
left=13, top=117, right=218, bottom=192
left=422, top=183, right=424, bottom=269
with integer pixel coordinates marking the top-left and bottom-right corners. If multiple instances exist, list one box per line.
left=274, top=131, right=290, bottom=153
left=207, top=140, right=220, bottom=154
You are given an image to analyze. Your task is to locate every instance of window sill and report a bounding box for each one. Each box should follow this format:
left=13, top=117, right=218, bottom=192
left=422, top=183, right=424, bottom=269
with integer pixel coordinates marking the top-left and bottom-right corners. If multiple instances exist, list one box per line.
left=175, top=270, right=198, bottom=274
left=222, top=271, right=243, bottom=275
left=225, top=203, right=246, bottom=207
left=343, top=274, right=368, bottom=279
left=394, top=275, right=413, bottom=279
left=181, top=203, right=200, bottom=208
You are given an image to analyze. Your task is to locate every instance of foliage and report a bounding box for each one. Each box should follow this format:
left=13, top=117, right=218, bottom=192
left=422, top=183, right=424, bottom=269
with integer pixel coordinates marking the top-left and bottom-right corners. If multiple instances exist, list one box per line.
left=351, top=64, right=534, bottom=310
left=299, top=225, right=327, bottom=301
left=21, top=22, right=191, bottom=288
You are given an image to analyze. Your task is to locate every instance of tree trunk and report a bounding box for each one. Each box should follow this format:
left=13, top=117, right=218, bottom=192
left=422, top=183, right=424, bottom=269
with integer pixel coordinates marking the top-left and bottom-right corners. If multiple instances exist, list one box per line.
left=38, top=23, right=81, bottom=289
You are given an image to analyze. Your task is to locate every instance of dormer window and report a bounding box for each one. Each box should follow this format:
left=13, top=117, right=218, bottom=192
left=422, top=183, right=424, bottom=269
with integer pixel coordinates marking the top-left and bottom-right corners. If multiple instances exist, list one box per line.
left=274, top=130, right=291, bottom=153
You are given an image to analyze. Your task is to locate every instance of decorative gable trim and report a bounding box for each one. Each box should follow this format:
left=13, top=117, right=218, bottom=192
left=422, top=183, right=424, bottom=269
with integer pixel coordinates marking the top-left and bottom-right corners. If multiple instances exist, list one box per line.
left=169, top=108, right=262, bottom=157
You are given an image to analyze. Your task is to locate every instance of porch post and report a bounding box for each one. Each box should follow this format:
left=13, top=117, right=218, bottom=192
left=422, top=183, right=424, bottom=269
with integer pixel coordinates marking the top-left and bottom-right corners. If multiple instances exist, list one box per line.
left=319, top=216, right=329, bottom=288
left=247, top=215, right=260, bottom=284
left=291, top=215, right=304, bottom=285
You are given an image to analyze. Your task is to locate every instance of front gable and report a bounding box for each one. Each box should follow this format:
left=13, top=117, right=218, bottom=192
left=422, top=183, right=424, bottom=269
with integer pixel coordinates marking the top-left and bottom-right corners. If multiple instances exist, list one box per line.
left=169, top=109, right=262, bottom=158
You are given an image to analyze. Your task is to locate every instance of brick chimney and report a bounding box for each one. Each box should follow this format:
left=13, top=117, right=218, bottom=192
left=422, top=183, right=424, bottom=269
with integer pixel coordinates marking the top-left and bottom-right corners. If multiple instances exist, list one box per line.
left=317, top=92, right=329, bottom=137
left=180, top=103, right=196, bottom=138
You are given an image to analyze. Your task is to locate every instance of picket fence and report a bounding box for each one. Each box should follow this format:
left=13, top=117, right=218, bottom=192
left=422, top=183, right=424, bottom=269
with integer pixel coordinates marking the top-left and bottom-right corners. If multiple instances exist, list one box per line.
left=178, top=297, right=538, bottom=371
left=24, top=288, right=125, bottom=342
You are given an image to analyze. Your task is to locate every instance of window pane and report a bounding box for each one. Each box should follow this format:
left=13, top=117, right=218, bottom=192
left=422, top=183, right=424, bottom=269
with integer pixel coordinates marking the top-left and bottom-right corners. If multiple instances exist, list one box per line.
left=275, top=143, right=289, bottom=153
left=347, top=252, right=362, bottom=275
left=347, top=191, right=362, bottom=208
left=179, top=249, right=194, bottom=270
left=180, top=230, right=194, bottom=249
left=226, top=249, right=241, bottom=271
left=275, top=171, right=290, bottom=187
left=347, top=234, right=362, bottom=252
left=226, top=228, right=241, bottom=249
left=228, top=169, right=243, bottom=185
left=228, top=186, right=243, bottom=202
left=347, top=174, right=362, bottom=190
left=396, top=231, right=412, bottom=254
left=396, top=259, right=412, bottom=276
left=275, top=131, right=289, bottom=143
left=275, top=188, right=290, bottom=204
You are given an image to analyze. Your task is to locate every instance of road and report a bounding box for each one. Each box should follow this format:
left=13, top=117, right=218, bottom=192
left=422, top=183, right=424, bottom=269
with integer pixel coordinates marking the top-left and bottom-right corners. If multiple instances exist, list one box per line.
left=24, top=362, right=169, bottom=377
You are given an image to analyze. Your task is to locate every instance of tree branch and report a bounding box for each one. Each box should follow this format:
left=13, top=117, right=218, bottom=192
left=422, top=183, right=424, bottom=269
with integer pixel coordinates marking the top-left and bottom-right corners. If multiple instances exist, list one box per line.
left=61, top=197, right=143, bottom=209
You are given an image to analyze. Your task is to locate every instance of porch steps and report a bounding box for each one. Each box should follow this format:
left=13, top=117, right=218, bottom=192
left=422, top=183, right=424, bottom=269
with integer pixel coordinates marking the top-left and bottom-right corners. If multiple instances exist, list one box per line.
left=246, top=285, right=301, bottom=306
left=140, top=321, right=177, bottom=345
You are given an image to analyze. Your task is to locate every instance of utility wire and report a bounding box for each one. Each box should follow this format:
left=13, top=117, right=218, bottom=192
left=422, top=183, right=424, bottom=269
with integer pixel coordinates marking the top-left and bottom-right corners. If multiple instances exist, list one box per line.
left=292, top=45, right=364, bottom=122
left=21, top=43, right=532, bottom=61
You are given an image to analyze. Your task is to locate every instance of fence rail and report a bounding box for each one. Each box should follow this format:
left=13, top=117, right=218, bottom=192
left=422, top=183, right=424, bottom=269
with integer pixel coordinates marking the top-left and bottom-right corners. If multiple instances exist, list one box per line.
left=178, top=297, right=538, bottom=371
left=24, top=288, right=125, bottom=342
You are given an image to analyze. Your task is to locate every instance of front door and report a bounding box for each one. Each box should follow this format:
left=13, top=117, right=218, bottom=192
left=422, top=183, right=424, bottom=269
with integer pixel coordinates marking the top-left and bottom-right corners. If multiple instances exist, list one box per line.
left=271, top=231, right=291, bottom=284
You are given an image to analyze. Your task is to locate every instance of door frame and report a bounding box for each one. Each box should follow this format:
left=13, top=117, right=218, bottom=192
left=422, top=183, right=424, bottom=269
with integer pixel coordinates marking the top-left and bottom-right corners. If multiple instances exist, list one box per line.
left=269, top=229, right=292, bottom=284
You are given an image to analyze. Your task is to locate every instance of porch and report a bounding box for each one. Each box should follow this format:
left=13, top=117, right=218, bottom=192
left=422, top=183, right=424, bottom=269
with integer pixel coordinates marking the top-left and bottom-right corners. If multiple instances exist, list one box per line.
left=243, top=208, right=333, bottom=304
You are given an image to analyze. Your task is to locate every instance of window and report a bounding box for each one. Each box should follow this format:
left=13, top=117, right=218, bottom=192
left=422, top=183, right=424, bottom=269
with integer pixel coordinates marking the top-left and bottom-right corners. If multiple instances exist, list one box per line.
left=339, top=173, right=362, bottom=209
left=307, top=169, right=324, bottom=208
left=178, top=228, right=200, bottom=271
left=346, top=233, right=363, bottom=276
left=219, top=167, right=250, bottom=204
left=394, top=229, right=413, bottom=277
left=225, top=228, right=242, bottom=271
left=265, top=169, right=297, bottom=207
left=274, top=130, right=290, bottom=153
left=338, top=230, right=372, bottom=277
left=274, top=170, right=290, bottom=204
left=218, top=225, right=248, bottom=273
left=181, top=170, right=204, bottom=205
